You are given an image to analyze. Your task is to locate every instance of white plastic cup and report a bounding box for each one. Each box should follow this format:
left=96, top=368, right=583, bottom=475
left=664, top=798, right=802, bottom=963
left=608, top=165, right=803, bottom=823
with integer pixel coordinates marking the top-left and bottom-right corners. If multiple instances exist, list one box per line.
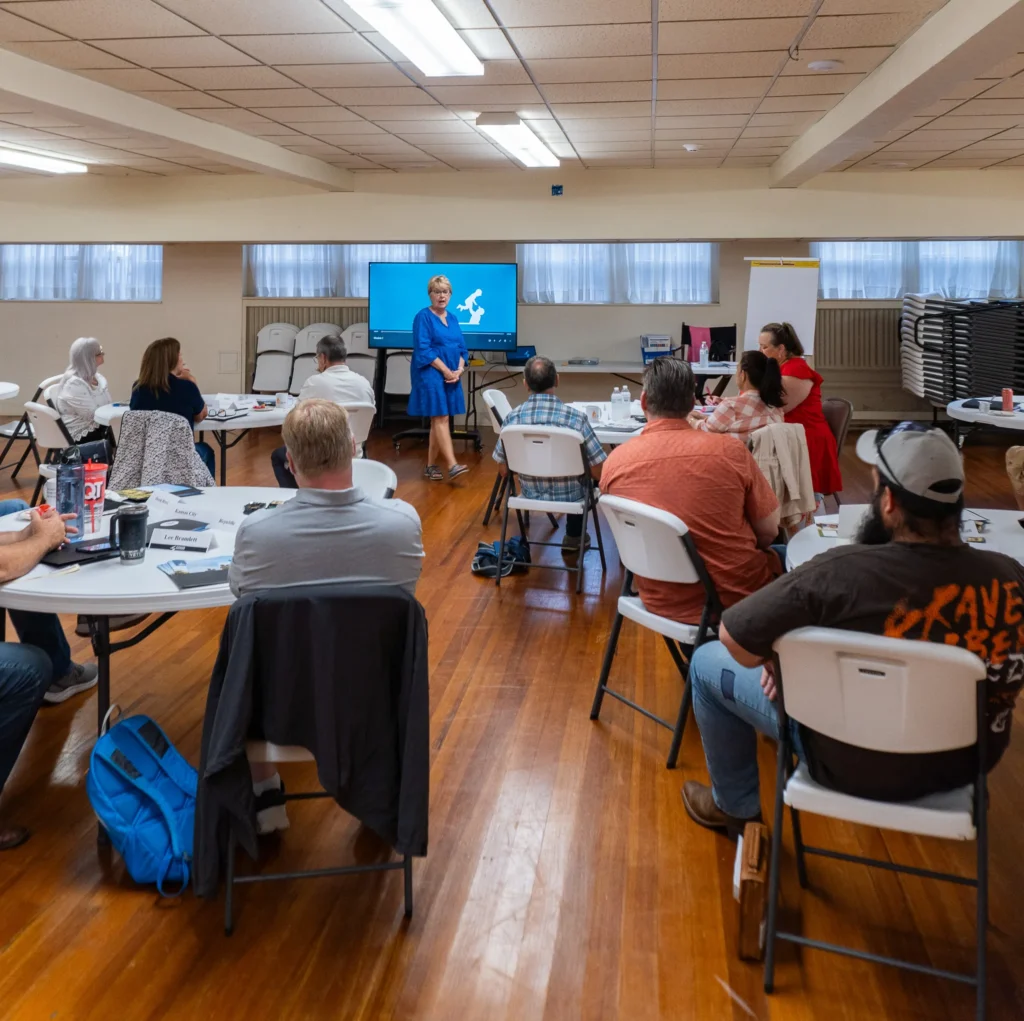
left=275, top=392, right=289, bottom=407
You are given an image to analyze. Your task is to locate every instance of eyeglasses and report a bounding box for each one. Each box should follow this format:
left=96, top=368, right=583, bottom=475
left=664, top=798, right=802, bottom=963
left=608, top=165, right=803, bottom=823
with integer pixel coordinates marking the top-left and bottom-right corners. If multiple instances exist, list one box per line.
left=873, top=421, right=930, bottom=486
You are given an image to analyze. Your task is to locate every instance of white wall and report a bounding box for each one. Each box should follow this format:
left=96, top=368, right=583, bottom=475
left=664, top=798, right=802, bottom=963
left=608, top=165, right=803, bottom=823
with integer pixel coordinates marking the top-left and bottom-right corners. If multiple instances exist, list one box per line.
left=0, top=243, right=242, bottom=416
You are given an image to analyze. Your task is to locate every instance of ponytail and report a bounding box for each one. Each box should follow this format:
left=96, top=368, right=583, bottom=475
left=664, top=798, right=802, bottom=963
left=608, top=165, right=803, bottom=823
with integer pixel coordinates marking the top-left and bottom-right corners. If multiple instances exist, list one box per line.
left=740, top=350, right=785, bottom=408
left=760, top=321, right=804, bottom=357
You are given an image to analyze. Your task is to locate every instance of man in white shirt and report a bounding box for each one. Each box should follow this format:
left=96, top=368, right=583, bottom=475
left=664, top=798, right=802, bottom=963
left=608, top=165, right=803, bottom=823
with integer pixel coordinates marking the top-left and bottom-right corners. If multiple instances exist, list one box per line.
left=270, top=335, right=376, bottom=487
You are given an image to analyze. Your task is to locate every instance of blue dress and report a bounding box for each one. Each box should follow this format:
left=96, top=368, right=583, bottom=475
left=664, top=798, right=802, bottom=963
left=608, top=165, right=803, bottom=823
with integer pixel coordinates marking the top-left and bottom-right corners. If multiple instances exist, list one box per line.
left=407, top=307, right=468, bottom=418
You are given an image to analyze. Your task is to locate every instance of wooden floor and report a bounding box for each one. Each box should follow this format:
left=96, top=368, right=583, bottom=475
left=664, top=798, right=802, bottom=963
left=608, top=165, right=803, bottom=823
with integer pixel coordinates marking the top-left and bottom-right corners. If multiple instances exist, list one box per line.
left=0, top=426, right=1022, bottom=1021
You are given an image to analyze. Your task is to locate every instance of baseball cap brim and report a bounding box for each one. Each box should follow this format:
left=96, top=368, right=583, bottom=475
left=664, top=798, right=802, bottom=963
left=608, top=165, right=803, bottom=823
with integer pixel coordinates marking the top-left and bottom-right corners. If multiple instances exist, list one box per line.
left=855, top=429, right=881, bottom=465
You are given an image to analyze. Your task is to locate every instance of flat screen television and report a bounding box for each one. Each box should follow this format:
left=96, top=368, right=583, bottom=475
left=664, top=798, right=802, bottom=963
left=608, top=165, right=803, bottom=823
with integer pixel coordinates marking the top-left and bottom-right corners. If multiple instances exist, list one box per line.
left=368, top=262, right=518, bottom=351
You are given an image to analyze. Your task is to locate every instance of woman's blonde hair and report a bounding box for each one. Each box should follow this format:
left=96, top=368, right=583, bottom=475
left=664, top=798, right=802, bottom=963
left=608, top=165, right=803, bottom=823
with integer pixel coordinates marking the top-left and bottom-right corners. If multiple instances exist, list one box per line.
left=135, top=337, right=180, bottom=395
left=427, top=274, right=452, bottom=295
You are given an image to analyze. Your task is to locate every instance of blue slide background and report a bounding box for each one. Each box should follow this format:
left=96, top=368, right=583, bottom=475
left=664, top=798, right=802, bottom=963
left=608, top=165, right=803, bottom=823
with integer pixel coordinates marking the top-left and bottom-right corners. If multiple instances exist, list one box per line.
left=369, top=262, right=518, bottom=350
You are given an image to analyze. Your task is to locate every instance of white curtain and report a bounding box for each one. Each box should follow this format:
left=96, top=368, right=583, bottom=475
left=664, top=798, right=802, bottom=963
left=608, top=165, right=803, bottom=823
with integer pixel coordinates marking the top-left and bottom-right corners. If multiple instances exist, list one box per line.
left=518, top=243, right=716, bottom=304
left=813, top=240, right=1023, bottom=300
left=244, top=244, right=428, bottom=298
left=0, top=244, right=162, bottom=301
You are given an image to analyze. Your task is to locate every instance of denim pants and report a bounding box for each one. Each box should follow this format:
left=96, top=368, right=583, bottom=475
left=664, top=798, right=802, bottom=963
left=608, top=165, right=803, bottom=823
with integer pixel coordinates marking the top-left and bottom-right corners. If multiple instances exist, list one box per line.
left=0, top=499, right=72, bottom=680
left=689, top=639, right=802, bottom=819
left=0, top=500, right=69, bottom=794
left=270, top=446, right=298, bottom=489
left=195, top=441, right=216, bottom=477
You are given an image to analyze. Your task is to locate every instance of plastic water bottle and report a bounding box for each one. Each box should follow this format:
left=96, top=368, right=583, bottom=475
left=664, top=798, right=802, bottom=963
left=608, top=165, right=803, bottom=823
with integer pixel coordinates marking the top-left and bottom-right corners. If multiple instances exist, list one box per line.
left=611, top=386, right=621, bottom=421
left=622, top=384, right=632, bottom=416
left=699, top=339, right=710, bottom=368
left=56, top=449, right=84, bottom=539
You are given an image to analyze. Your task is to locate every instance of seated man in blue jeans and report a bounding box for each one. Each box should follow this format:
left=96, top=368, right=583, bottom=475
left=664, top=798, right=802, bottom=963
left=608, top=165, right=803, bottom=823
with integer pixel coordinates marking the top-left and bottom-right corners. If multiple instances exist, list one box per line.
left=683, top=425, right=1024, bottom=836
left=0, top=499, right=98, bottom=850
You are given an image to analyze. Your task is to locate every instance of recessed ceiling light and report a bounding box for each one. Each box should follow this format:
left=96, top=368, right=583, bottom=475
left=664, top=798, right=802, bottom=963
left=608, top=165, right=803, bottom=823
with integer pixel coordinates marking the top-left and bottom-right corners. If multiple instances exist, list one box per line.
left=0, top=144, right=88, bottom=174
left=682, top=143, right=702, bottom=152
left=808, top=59, right=844, bottom=72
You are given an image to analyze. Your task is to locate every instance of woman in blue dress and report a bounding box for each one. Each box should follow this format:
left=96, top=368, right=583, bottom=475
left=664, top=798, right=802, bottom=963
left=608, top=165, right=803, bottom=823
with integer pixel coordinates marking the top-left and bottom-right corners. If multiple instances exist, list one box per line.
left=408, top=274, right=470, bottom=480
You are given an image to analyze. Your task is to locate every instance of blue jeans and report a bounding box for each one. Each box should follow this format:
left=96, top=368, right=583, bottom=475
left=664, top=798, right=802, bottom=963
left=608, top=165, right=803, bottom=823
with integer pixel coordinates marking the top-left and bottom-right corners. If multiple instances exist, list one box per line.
left=0, top=499, right=72, bottom=684
left=195, top=441, right=216, bottom=477
left=689, top=640, right=803, bottom=819
left=0, top=643, right=51, bottom=793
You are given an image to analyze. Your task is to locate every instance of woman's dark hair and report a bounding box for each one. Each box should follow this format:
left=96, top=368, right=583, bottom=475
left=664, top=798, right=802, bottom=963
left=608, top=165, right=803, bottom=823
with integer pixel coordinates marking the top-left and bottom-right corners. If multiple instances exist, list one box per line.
left=740, top=350, right=784, bottom=408
left=760, top=321, right=804, bottom=357
left=135, top=337, right=180, bottom=395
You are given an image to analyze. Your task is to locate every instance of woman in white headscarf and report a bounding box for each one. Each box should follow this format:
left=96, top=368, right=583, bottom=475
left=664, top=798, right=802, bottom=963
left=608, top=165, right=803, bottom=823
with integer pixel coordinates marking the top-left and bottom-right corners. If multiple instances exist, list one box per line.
left=55, top=336, right=112, bottom=443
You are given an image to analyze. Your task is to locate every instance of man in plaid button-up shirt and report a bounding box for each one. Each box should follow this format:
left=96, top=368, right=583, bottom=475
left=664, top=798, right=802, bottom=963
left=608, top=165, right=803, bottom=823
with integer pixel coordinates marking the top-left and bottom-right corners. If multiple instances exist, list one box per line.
left=493, top=356, right=606, bottom=551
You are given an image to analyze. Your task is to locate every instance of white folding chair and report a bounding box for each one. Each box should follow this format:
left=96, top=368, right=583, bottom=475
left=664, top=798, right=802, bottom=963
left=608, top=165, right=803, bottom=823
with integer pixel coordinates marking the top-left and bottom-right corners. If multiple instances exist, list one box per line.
left=24, top=401, right=74, bottom=505
left=252, top=323, right=298, bottom=393
left=343, top=401, right=375, bottom=457
left=0, top=373, right=64, bottom=478
left=342, top=322, right=369, bottom=355
left=496, top=424, right=606, bottom=594
left=764, top=628, right=989, bottom=1018
left=288, top=323, right=341, bottom=395
left=590, top=495, right=721, bottom=768
left=347, top=353, right=377, bottom=388
left=481, top=388, right=513, bottom=526
left=352, top=458, right=397, bottom=500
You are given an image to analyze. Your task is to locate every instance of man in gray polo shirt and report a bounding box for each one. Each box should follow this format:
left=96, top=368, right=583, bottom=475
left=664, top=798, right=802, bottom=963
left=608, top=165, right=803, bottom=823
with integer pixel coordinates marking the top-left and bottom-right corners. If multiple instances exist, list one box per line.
left=229, top=398, right=423, bottom=598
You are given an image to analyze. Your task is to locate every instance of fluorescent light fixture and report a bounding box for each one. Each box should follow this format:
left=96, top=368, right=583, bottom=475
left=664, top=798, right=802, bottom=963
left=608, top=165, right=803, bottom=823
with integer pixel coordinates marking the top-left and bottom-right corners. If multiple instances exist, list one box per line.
left=0, top=144, right=88, bottom=174
left=343, top=0, right=483, bottom=76
left=476, top=113, right=559, bottom=168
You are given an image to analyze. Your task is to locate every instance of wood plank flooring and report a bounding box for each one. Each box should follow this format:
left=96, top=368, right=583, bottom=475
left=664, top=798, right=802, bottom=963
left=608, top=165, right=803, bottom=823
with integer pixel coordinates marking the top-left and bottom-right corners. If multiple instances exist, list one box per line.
left=0, top=426, right=1022, bottom=1020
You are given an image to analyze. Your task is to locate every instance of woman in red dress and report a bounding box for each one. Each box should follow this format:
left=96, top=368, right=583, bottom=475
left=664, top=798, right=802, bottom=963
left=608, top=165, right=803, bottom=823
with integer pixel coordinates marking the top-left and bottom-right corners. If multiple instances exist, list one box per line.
left=758, top=322, right=842, bottom=496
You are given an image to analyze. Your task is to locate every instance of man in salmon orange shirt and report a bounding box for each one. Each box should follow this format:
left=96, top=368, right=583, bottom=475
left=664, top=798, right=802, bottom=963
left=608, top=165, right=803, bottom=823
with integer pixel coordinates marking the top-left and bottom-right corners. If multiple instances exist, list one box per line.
left=601, top=357, right=784, bottom=626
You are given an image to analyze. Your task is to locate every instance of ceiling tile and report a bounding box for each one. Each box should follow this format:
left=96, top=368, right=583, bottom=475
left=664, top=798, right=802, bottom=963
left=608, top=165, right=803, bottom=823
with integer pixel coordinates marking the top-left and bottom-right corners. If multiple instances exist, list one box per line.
left=316, top=86, right=442, bottom=106
left=655, top=126, right=742, bottom=139
left=137, top=90, right=231, bottom=108
left=77, top=68, right=189, bottom=90
left=656, top=98, right=758, bottom=115
left=916, top=99, right=961, bottom=116
left=489, top=0, right=649, bottom=26
left=0, top=8, right=62, bottom=40
left=657, top=114, right=749, bottom=127
left=428, top=84, right=544, bottom=104
left=453, top=28, right=515, bottom=60
left=990, top=155, right=1024, bottom=165
left=741, top=125, right=801, bottom=137
left=659, top=52, right=784, bottom=77
left=0, top=123, right=67, bottom=140
left=909, top=128, right=999, bottom=141
left=389, top=120, right=478, bottom=135
left=281, top=142, right=346, bottom=156
left=535, top=82, right=649, bottom=103
left=0, top=39, right=131, bottom=67
left=660, top=0, right=814, bottom=16
left=659, top=77, right=772, bottom=99
left=721, top=156, right=776, bottom=165
left=223, top=33, right=383, bottom=64
left=243, top=126, right=309, bottom=139
left=2, top=0, right=202, bottom=38
left=0, top=111, right=79, bottom=127
left=159, top=0, right=350, bottom=35
left=349, top=105, right=454, bottom=121
left=769, top=72, right=865, bottom=95
left=819, top=0, right=945, bottom=13
left=954, top=98, right=1024, bottom=116
left=304, top=129, right=391, bottom=143
left=927, top=114, right=1024, bottom=130
left=757, top=94, right=842, bottom=112
left=659, top=19, right=801, bottom=54
left=285, top=63, right=414, bottom=88
left=508, top=24, right=650, bottom=59
left=208, top=88, right=332, bottom=107
left=734, top=135, right=796, bottom=147
left=167, top=65, right=298, bottom=90
left=399, top=59, right=528, bottom=87
left=941, top=80, right=991, bottom=100
left=802, top=13, right=923, bottom=48
left=97, top=36, right=257, bottom=66
left=780, top=47, right=891, bottom=74
left=979, top=54, right=1024, bottom=79
left=188, top=108, right=276, bottom=127
left=564, top=118, right=653, bottom=134
left=573, top=140, right=651, bottom=153
left=959, top=138, right=1024, bottom=151
left=529, top=55, right=652, bottom=83
left=551, top=102, right=650, bottom=119
left=253, top=105, right=359, bottom=122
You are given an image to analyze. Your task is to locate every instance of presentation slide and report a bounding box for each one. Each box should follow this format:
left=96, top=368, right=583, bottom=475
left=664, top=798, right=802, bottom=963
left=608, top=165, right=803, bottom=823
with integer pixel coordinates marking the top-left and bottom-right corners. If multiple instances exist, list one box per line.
left=369, top=262, right=518, bottom=351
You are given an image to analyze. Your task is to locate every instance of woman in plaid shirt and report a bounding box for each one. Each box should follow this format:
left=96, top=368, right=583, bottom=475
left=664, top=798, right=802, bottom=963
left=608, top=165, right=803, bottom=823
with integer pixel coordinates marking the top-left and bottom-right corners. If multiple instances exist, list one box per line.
left=690, top=351, right=784, bottom=438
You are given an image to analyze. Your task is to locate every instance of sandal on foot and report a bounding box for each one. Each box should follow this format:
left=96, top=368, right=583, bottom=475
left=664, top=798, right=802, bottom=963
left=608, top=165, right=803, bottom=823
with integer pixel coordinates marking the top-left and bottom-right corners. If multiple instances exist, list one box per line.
left=449, top=464, right=469, bottom=480
left=424, top=465, right=444, bottom=481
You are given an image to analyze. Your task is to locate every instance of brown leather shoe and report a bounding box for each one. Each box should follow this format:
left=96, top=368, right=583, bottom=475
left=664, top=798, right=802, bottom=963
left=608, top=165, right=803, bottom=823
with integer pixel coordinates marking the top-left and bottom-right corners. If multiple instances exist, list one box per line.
left=682, top=781, right=761, bottom=839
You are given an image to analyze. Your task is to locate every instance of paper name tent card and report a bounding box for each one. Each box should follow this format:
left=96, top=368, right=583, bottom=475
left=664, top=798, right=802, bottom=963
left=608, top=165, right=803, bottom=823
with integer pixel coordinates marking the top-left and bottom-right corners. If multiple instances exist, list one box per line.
left=158, top=555, right=232, bottom=590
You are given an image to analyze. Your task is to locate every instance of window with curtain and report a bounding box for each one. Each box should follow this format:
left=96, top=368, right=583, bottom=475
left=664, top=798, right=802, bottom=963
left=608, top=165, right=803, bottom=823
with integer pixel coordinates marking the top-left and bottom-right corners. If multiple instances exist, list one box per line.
left=243, top=244, right=428, bottom=298
left=0, top=244, right=162, bottom=301
left=812, top=240, right=1023, bottom=300
left=517, top=243, right=717, bottom=304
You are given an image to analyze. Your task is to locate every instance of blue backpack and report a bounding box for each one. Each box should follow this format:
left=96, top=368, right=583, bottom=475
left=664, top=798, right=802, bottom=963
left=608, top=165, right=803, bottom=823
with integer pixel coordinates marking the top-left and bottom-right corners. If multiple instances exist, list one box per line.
left=86, top=710, right=198, bottom=897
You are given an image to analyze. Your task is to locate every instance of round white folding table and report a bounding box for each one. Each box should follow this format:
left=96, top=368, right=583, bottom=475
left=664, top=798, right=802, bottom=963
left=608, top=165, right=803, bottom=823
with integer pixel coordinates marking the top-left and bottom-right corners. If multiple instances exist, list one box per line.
left=787, top=508, right=1024, bottom=570
left=0, top=381, right=19, bottom=401
left=946, top=398, right=1024, bottom=448
left=95, top=396, right=294, bottom=486
left=568, top=400, right=645, bottom=446
left=0, top=486, right=295, bottom=733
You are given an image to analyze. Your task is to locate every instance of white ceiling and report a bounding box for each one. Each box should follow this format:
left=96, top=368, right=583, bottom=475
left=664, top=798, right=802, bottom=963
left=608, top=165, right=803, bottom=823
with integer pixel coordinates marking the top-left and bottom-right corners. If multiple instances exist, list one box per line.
left=0, top=0, right=1019, bottom=176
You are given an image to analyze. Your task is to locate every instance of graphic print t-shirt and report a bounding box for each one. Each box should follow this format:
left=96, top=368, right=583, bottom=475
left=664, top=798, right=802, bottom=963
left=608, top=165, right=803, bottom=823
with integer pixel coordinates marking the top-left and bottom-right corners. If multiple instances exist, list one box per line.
left=723, top=541, right=1024, bottom=801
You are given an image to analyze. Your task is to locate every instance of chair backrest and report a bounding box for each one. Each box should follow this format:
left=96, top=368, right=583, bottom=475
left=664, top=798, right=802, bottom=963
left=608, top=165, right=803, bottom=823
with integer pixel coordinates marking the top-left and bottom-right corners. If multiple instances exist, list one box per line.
left=774, top=627, right=985, bottom=754
left=597, top=494, right=704, bottom=584
left=352, top=458, right=398, bottom=500
left=42, top=382, right=62, bottom=405
left=482, top=388, right=513, bottom=430
left=109, top=410, right=214, bottom=489
left=293, top=323, right=341, bottom=358
left=288, top=355, right=317, bottom=395
left=821, top=396, right=854, bottom=455
left=384, top=354, right=411, bottom=396
left=252, top=352, right=294, bottom=393
left=342, top=322, right=369, bottom=355
left=347, top=353, right=377, bottom=387
left=500, top=424, right=586, bottom=478
left=256, top=323, right=298, bottom=355
left=39, top=373, right=65, bottom=392
left=25, top=401, right=70, bottom=450
left=343, top=402, right=375, bottom=448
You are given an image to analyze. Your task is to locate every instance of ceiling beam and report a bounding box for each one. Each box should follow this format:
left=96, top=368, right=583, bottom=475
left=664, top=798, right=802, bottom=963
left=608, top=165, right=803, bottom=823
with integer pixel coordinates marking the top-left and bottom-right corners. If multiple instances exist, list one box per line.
left=771, top=0, right=1024, bottom=187
left=0, top=49, right=353, bottom=191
